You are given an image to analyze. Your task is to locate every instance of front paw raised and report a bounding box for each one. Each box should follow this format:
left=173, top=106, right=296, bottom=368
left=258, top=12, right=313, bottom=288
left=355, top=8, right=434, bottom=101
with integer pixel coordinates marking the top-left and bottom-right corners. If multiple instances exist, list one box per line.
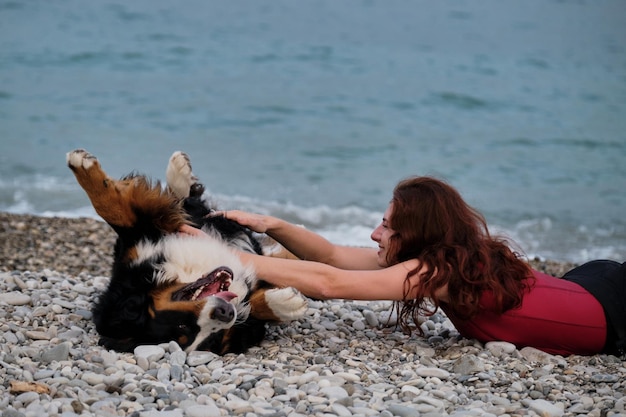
left=66, top=149, right=98, bottom=171
left=166, top=151, right=202, bottom=199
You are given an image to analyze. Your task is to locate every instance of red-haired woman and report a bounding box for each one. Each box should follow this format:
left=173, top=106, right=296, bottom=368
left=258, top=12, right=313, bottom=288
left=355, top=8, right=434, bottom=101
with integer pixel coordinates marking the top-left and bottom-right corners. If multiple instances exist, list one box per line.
left=184, top=176, right=625, bottom=356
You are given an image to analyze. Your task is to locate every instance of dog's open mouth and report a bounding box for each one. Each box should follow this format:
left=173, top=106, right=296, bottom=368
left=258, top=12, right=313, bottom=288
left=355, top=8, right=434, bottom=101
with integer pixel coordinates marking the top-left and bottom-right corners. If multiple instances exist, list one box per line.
left=171, top=266, right=237, bottom=302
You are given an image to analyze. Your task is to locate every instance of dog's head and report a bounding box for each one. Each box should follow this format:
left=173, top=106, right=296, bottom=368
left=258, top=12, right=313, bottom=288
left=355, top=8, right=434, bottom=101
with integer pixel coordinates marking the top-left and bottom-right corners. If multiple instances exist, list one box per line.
left=93, top=234, right=260, bottom=354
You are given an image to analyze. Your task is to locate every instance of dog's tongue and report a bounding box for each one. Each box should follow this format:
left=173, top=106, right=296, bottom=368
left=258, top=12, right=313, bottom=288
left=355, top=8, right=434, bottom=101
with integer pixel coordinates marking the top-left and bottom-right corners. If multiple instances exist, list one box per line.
left=214, top=291, right=237, bottom=302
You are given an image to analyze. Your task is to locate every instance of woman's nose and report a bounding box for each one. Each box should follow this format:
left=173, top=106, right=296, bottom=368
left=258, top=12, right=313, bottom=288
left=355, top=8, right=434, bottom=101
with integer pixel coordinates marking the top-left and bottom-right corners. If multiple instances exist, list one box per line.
left=370, top=225, right=381, bottom=242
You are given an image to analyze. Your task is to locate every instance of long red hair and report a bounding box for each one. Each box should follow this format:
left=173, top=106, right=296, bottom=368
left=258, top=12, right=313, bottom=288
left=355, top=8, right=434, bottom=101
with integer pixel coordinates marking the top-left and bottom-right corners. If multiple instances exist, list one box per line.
left=387, top=176, right=533, bottom=334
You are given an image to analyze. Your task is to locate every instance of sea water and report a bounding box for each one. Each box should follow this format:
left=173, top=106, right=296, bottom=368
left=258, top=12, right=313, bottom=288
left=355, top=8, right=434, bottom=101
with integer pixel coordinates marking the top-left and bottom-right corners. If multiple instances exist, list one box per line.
left=1, top=0, right=624, bottom=262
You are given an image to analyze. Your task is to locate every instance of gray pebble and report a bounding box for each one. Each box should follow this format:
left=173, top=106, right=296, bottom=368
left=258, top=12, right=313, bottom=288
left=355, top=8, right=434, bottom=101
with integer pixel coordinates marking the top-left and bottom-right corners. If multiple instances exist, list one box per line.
left=387, top=404, right=421, bottom=417
left=452, top=354, right=486, bottom=375
left=40, top=342, right=70, bottom=363
left=363, top=310, right=379, bottom=327
left=591, top=373, right=619, bottom=383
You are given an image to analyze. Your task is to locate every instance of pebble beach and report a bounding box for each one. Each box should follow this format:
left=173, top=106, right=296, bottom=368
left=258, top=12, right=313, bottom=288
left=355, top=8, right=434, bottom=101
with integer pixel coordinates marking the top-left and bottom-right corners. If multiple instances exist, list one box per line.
left=0, top=212, right=624, bottom=417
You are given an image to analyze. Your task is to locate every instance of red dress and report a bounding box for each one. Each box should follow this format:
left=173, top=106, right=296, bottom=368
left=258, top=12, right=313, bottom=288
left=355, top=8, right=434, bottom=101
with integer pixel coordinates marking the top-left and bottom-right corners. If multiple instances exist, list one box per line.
left=442, top=270, right=607, bottom=356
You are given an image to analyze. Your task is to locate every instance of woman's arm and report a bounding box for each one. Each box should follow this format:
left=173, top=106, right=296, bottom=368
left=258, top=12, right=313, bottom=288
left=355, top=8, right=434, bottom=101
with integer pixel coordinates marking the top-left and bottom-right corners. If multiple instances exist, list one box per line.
left=222, top=210, right=381, bottom=270
left=238, top=251, right=431, bottom=301
left=181, top=224, right=444, bottom=302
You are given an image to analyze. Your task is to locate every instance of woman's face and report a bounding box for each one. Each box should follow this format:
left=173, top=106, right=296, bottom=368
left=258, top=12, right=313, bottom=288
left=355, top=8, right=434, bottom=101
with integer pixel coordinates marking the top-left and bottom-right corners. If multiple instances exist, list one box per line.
left=370, top=203, right=396, bottom=267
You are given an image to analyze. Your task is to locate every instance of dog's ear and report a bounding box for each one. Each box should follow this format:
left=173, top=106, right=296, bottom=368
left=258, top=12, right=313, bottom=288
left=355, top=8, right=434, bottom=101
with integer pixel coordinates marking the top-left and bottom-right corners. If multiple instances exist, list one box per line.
left=92, top=291, right=150, bottom=339
left=98, top=336, right=139, bottom=352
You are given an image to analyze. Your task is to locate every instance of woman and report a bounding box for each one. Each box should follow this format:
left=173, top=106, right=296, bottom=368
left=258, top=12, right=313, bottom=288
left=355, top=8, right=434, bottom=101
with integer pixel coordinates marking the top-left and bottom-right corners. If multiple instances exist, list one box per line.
left=185, top=176, right=625, bottom=356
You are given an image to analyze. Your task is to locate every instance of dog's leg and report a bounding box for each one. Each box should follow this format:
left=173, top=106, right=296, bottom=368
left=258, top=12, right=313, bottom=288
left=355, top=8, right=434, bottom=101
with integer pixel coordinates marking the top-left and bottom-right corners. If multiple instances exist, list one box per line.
left=166, top=151, right=204, bottom=199
left=248, top=287, right=308, bottom=321
left=66, top=149, right=185, bottom=232
left=67, top=149, right=138, bottom=227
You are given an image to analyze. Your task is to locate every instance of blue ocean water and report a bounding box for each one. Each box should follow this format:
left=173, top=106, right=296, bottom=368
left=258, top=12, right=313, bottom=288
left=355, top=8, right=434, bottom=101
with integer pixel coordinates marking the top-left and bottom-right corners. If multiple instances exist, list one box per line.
left=1, top=0, right=624, bottom=263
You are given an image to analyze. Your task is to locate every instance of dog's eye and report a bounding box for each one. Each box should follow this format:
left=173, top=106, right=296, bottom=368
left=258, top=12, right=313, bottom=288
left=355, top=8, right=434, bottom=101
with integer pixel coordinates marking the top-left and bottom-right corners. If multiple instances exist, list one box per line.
left=178, top=324, right=188, bottom=331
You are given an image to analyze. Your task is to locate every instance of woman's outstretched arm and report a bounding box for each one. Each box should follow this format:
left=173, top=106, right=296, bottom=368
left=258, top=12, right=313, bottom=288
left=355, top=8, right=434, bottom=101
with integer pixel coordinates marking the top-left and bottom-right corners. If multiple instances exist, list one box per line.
left=180, top=223, right=438, bottom=301
left=220, top=210, right=381, bottom=270
left=237, top=250, right=432, bottom=301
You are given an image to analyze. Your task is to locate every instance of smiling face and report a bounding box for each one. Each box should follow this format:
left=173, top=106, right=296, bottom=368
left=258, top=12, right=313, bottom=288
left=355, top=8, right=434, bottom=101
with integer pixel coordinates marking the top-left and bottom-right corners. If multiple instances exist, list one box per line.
left=149, top=267, right=241, bottom=351
left=151, top=265, right=239, bottom=330
left=370, top=203, right=397, bottom=267
left=170, top=266, right=237, bottom=304
left=146, top=236, right=256, bottom=352
left=97, top=263, right=242, bottom=353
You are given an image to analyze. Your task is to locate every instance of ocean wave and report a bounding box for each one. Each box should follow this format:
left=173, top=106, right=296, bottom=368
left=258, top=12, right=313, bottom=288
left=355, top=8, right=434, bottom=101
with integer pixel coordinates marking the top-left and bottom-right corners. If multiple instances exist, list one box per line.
left=3, top=186, right=622, bottom=264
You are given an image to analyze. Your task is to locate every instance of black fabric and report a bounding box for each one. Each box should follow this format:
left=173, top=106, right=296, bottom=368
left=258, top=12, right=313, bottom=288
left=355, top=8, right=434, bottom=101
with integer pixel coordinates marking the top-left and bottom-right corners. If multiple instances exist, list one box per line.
left=562, top=260, right=626, bottom=356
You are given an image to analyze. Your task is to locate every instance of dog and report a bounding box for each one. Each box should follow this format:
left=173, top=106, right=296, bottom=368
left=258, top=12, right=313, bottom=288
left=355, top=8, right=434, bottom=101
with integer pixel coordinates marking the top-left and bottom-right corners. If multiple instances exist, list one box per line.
left=66, top=149, right=307, bottom=354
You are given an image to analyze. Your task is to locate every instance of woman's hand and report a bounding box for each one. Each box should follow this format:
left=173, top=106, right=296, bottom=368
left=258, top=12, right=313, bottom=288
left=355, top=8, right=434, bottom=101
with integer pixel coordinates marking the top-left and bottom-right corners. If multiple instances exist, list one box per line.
left=179, top=224, right=209, bottom=237
left=212, top=210, right=271, bottom=234
left=179, top=210, right=272, bottom=237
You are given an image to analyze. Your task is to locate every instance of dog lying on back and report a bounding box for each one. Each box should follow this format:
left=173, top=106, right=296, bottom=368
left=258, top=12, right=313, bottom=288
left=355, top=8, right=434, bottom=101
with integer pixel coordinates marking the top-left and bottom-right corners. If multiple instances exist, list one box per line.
left=67, top=149, right=307, bottom=354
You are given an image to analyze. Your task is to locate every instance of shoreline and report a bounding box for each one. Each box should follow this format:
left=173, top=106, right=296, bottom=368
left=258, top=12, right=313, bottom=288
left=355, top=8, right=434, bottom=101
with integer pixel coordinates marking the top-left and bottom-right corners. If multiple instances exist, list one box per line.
left=1, top=211, right=623, bottom=416
left=0, top=211, right=578, bottom=277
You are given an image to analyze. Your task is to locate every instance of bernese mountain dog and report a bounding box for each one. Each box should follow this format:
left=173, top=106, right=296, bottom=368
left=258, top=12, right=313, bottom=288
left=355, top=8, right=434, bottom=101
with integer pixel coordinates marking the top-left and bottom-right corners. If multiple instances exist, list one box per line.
left=66, top=149, right=308, bottom=354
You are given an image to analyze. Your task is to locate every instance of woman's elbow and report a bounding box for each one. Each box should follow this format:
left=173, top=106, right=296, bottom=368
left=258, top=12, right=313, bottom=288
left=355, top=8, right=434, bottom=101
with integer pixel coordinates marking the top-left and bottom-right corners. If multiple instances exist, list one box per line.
left=309, top=273, right=343, bottom=300
left=313, top=286, right=334, bottom=300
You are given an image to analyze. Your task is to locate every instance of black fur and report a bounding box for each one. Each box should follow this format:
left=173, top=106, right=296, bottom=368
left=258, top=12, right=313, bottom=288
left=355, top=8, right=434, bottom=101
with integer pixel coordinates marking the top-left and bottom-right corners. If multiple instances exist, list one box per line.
left=92, top=185, right=266, bottom=354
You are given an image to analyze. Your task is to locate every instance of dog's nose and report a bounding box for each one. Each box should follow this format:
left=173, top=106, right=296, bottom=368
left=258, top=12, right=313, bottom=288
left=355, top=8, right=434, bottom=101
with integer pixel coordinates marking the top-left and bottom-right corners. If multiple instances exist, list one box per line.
left=211, top=298, right=235, bottom=323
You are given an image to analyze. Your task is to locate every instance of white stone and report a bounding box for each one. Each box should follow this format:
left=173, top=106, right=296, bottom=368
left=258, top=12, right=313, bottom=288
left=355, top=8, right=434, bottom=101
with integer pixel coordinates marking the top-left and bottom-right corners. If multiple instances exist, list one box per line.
left=528, top=399, right=564, bottom=417
left=401, top=385, right=421, bottom=397
left=0, top=292, right=31, bottom=305
left=185, top=404, right=221, bottom=417
left=520, top=346, right=556, bottom=364
left=320, top=386, right=349, bottom=400
left=485, top=341, right=517, bottom=356
left=253, top=382, right=275, bottom=399
left=416, top=367, right=450, bottom=379
left=297, top=371, right=320, bottom=385
left=81, top=371, right=105, bottom=385
left=134, top=345, right=166, bottom=362
left=333, top=372, right=361, bottom=382
left=170, top=350, right=187, bottom=367
left=186, top=351, right=218, bottom=366
left=330, top=403, right=353, bottom=416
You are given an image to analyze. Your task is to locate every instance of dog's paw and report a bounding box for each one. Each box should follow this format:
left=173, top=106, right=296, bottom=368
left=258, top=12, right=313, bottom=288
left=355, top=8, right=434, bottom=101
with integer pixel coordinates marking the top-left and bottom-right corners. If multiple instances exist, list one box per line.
left=265, top=287, right=308, bottom=321
left=66, top=149, right=98, bottom=170
left=166, top=151, right=201, bottom=199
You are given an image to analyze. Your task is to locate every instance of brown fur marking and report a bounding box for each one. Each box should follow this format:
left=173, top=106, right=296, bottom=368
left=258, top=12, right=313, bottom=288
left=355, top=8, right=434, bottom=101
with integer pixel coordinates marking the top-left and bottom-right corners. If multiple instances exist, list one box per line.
left=248, top=288, right=280, bottom=321
left=218, top=328, right=234, bottom=355
left=68, top=157, right=138, bottom=227
left=68, top=152, right=187, bottom=232
left=124, top=246, right=139, bottom=263
left=151, top=286, right=206, bottom=315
